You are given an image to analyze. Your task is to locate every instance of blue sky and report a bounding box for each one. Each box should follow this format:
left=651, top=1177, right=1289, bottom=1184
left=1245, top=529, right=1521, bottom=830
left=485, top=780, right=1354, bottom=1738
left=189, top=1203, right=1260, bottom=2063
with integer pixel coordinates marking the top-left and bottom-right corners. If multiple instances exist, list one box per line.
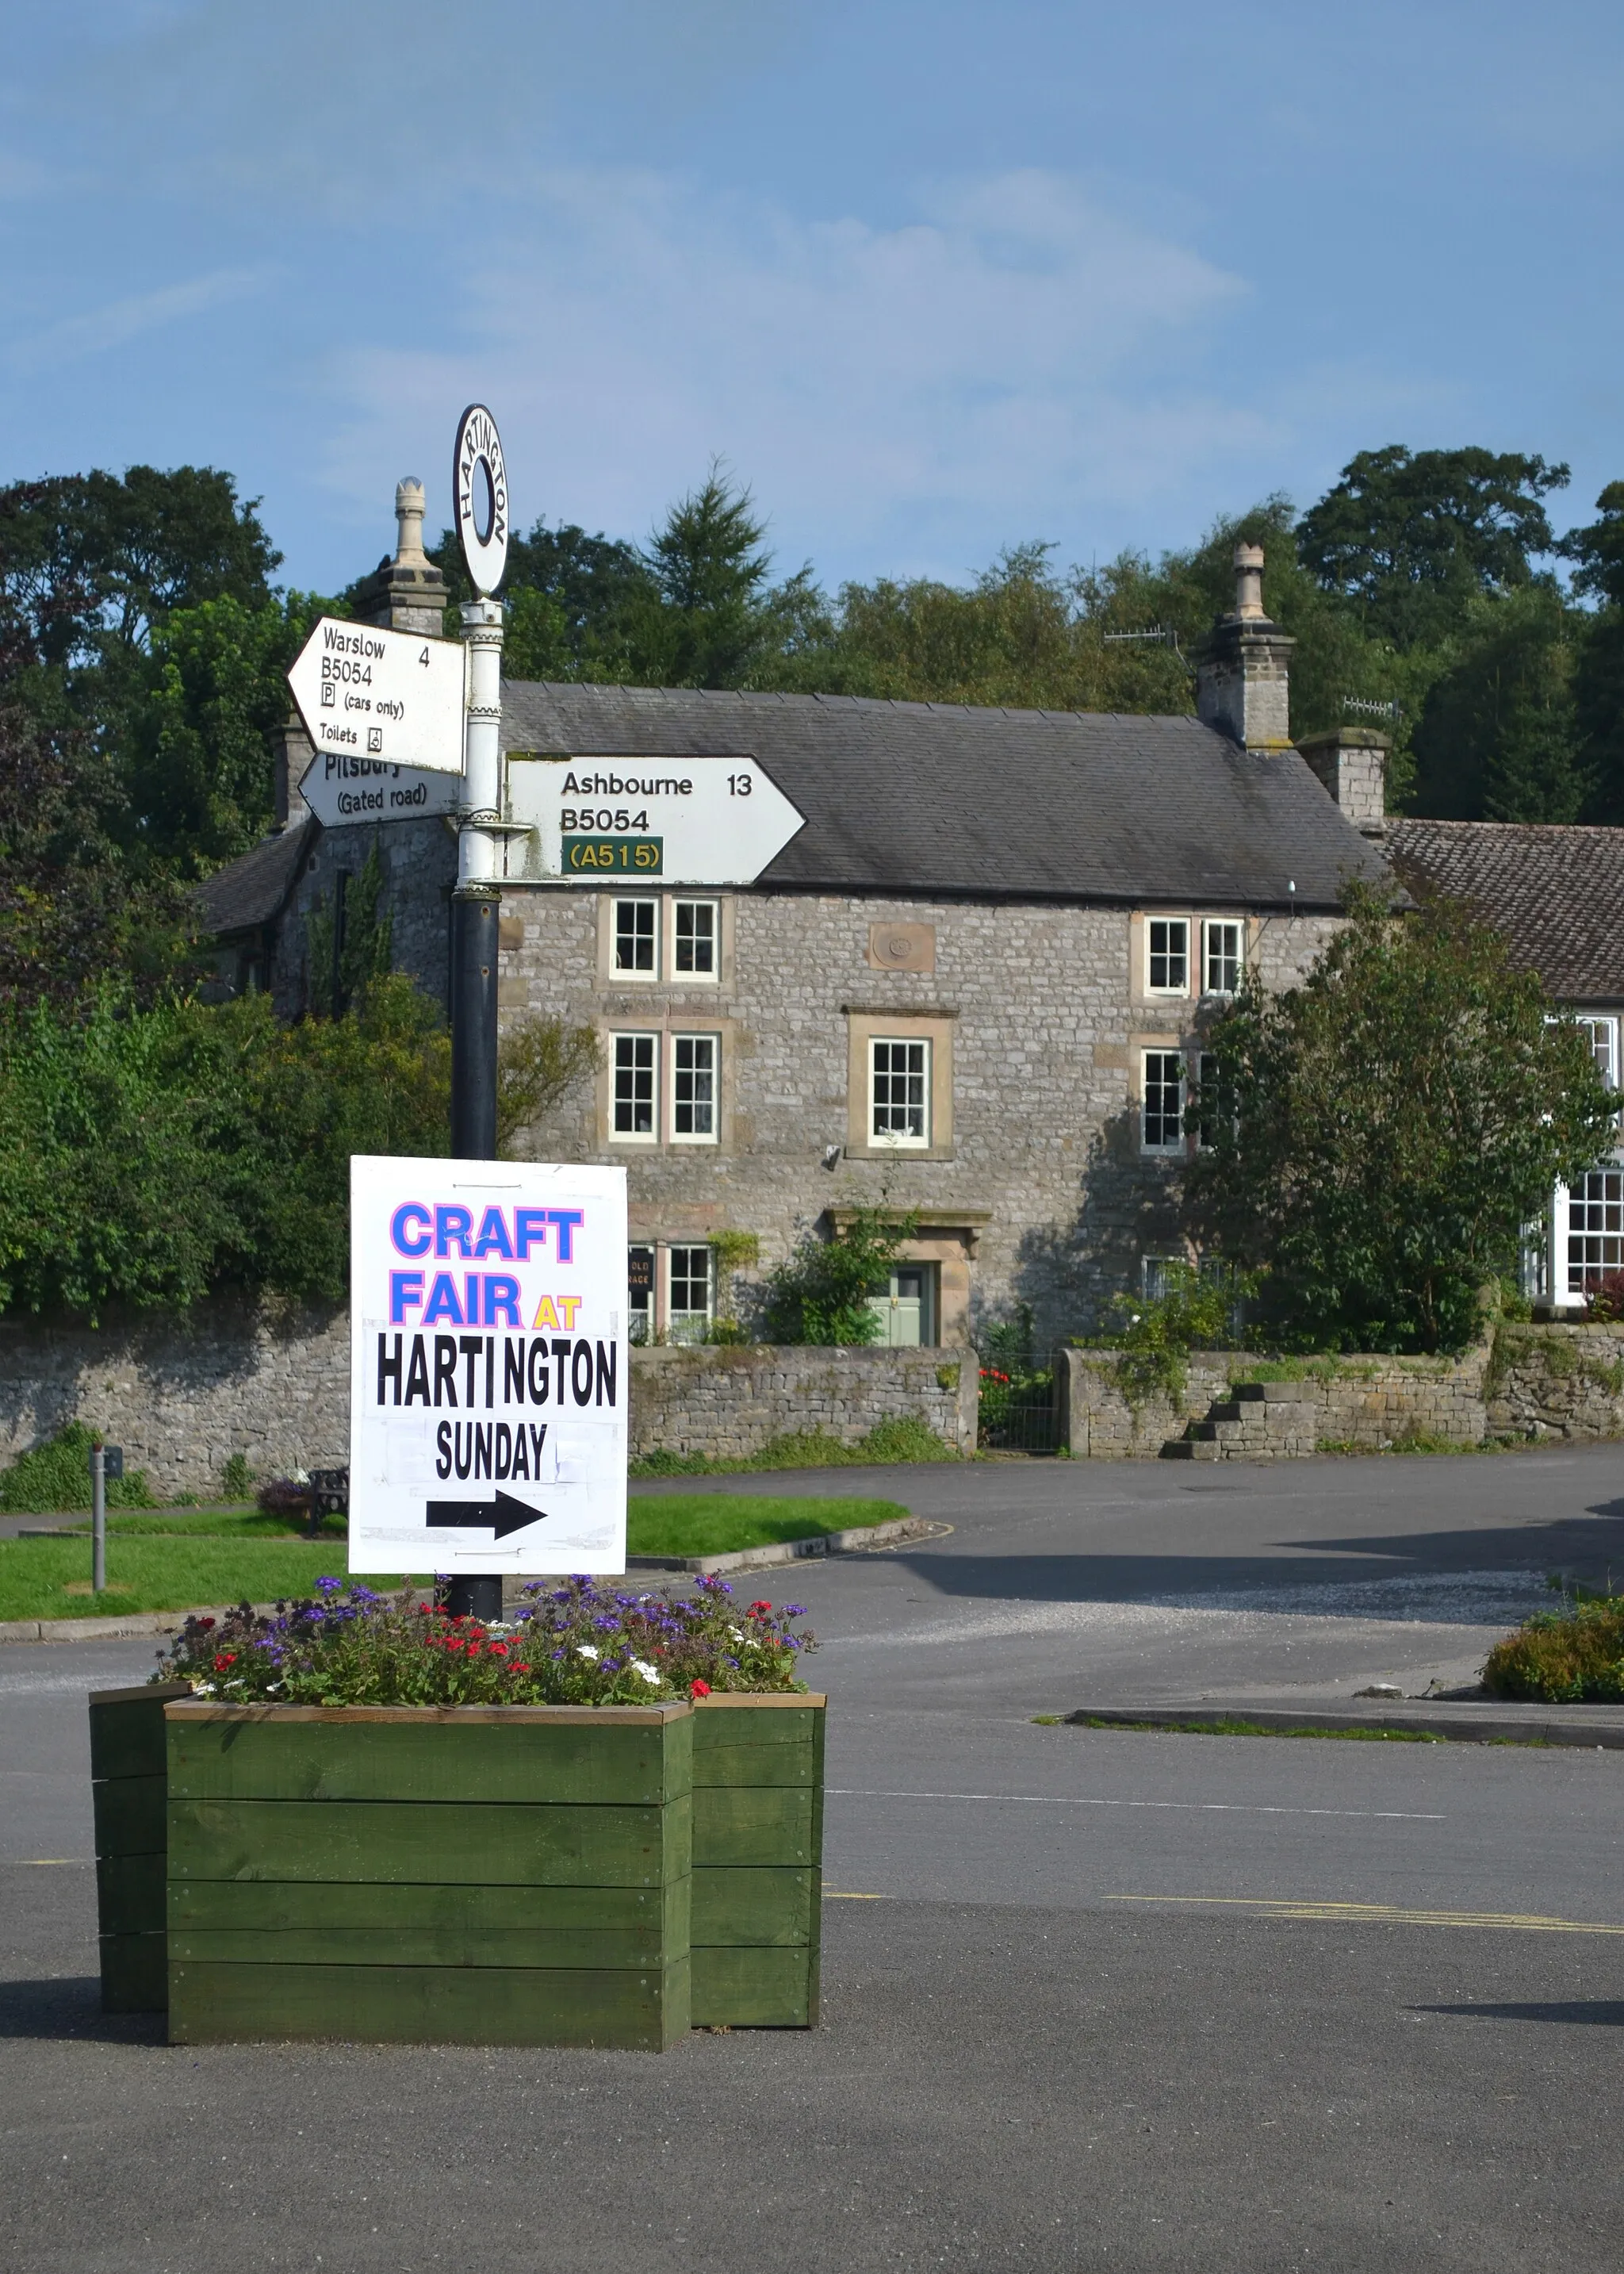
left=3, top=1, right=1622, bottom=597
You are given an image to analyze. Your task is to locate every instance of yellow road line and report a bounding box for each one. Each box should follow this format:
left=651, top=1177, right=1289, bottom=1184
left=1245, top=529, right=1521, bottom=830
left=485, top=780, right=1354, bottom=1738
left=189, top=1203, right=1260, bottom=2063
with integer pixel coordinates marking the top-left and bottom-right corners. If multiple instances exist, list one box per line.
left=1110, top=1894, right=1624, bottom=1935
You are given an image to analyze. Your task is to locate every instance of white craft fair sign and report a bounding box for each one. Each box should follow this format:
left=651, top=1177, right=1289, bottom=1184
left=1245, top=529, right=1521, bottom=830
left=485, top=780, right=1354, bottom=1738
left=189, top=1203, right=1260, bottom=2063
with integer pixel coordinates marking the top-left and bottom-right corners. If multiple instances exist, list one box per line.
left=287, top=618, right=466, bottom=775
left=348, top=1156, right=628, bottom=1575
left=506, top=754, right=805, bottom=885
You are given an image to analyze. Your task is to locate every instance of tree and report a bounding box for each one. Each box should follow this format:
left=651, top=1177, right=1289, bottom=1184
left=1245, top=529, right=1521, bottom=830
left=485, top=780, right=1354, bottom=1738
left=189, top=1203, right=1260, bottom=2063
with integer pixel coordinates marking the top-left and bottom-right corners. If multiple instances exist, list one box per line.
left=1561, top=483, right=1624, bottom=823
left=1409, top=584, right=1584, bottom=821
left=1296, top=446, right=1569, bottom=652
left=122, top=591, right=334, bottom=872
left=630, top=465, right=825, bottom=689
left=496, top=1014, right=600, bottom=1153
left=1184, top=884, right=1614, bottom=1353
left=0, top=704, right=197, bottom=1011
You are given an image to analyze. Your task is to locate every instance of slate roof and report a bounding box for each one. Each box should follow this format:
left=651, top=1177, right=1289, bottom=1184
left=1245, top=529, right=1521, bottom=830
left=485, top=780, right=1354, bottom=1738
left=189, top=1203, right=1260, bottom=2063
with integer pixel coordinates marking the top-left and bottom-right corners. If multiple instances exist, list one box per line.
left=195, top=819, right=312, bottom=939
left=1387, top=819, right=1624, bottom=1003
left=500, top=683, right=1389, bottom=910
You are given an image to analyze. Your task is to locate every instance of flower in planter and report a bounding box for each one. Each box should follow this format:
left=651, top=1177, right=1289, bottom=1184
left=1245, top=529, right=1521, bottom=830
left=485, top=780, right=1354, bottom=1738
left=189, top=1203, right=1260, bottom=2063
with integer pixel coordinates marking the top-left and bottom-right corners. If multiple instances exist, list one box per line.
left=691, top=1679, right=711, bottom=1698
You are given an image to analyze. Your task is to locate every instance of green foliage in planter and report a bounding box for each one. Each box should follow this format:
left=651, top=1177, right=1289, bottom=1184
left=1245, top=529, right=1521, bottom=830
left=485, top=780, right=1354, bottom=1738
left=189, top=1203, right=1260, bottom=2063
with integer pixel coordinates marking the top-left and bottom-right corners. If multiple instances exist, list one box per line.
left=153, top=1574, right=816, bottom=1706
left=0, top=1421, right=155, bottom=1511
left=1482, top=1578, right=1624, bottom=1701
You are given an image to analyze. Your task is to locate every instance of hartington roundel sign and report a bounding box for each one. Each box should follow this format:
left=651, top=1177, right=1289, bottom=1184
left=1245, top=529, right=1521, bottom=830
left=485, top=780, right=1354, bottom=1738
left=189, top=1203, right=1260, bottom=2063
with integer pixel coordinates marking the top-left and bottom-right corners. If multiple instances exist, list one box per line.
left=453, top=404, right=509, bottom=596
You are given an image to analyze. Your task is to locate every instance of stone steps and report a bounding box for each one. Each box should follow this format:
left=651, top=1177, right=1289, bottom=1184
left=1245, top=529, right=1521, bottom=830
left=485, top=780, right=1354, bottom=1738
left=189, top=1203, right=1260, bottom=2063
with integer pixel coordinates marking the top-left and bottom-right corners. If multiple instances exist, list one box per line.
left=1161, top=1380, right=1321, bottom=1461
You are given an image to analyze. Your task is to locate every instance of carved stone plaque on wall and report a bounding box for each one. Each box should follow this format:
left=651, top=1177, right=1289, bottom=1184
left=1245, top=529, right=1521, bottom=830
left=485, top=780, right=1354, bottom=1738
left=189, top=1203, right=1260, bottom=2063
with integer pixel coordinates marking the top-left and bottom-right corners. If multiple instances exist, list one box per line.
left=867, top=922, right=936, bottom=973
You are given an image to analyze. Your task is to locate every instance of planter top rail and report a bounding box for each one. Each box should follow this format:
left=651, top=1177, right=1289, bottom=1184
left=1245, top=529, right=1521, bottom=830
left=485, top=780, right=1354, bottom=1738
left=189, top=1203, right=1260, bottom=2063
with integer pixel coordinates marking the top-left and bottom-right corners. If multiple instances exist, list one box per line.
left=150, top=1694, right=825, bottom=1725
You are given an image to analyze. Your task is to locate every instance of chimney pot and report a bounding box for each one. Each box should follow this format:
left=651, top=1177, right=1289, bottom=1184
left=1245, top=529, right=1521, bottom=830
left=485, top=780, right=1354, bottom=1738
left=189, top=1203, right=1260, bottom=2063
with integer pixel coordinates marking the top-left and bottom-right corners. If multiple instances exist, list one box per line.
left=394, top=478, right=429, bottom=569
left=1233, top=542, right=1266, bottom=622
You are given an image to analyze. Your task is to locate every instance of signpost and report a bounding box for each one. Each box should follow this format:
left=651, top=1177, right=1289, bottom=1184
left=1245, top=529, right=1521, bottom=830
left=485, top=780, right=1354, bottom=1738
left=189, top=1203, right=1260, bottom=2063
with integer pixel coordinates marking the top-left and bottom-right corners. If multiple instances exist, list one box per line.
left=287, top=616, right=465, bottom=774
left=347, top=1156, right=628, bottom=1577
left=508, top=754, right=805, bottom=884
left=297, top=753, right=462, bottom=830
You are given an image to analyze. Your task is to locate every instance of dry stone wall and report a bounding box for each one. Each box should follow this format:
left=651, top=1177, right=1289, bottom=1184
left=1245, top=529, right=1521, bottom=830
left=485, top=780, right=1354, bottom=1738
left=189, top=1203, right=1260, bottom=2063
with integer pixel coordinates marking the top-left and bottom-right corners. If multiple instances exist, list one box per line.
left=0, top=1308, right=974, bottom=1499
left=1059, top=1325, right=1624, bottom=1457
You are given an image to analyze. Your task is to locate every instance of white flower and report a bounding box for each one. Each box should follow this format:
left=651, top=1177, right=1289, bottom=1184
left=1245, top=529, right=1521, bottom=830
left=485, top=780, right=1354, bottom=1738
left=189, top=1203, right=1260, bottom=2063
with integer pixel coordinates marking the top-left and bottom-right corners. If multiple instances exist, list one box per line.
left=576, top=1644, right=599, bottom=1662
left=728, top=1627, right=745, bottom=1642
left=631, top=1659, right=660, bottom=1685
left=193, top=1682, right=216, bottom=1697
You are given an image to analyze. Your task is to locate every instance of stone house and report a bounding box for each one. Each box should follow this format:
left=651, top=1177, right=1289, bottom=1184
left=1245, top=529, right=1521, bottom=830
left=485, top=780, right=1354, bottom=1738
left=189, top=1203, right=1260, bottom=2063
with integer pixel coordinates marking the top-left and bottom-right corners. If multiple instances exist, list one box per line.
left=201, top=504, right=1394, bottom=1350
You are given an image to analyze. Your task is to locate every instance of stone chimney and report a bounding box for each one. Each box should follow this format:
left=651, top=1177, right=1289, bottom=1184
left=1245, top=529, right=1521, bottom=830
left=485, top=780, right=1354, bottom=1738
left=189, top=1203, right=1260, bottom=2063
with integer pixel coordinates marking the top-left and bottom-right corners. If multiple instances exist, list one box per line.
left=271, top=713, right=312, bottom=830
left=1296, top=727, right=1388, bottom=835
left=348, top=477, right=450, bottom=635
left=1196, top=543, right=1295, bottom=755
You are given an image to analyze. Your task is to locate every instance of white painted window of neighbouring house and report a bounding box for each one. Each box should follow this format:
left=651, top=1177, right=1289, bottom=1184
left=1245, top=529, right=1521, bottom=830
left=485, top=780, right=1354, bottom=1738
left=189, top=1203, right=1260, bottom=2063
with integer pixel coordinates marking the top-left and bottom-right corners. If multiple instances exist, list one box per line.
left=1140, top=1254, right=1185, bottom=1302
left=1147, top=918, right=1189, bottom=994
left=614, top=897, right=659, bottom=978
left=672, top=1033, right=719, bottom=1142
left=674, top=899, right=718, bottom=980
left=612, top=1033, right=658, bottom=1140
left=668, top=1245, right=714, bottom=1342
left=871, top=1037, right=930, bottom=1146
left=1141, top=1050, right=1185, bottom=1152
left=1567, top=1169, right=1624, bottom=1294
left=1202, top=919, right=1242, bottom=997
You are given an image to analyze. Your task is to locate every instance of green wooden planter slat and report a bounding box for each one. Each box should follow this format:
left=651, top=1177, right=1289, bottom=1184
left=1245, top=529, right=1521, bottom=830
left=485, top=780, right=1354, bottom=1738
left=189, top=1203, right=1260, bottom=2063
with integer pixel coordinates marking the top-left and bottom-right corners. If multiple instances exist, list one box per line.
left=169, top=1796, right=690, bottom=1888
left=89, top=1685, right=190, bottom=1781
left=692, top=1785, right=815, bottom=1867
left=99, top=1933, right=168, bottom=2014
left=170, top=1924, right=676, bottom=1968
left=92, top=1774, right=168, bottom=1859
left=692, top=1705, right=820, bottom=1759
left=168, top=1716, right=691, bottom=1806
left=97, top=1853, right=168, bottom=1938
left=691, top=1738, right=817, bottom=1789
left=169, top=1877, right=687, bottom=1937
left=169, top=1959, right=691, bottom=2050
left=691, top=1945, right=812, bottom=2029
left=692, top=1865, right=814, bottom=1947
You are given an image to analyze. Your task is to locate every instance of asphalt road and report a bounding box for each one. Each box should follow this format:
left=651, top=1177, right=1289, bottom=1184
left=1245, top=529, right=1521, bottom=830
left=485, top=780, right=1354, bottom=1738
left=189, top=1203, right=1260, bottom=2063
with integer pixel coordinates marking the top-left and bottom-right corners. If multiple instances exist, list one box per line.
left=6, top=1448, right=1624, bottom=2272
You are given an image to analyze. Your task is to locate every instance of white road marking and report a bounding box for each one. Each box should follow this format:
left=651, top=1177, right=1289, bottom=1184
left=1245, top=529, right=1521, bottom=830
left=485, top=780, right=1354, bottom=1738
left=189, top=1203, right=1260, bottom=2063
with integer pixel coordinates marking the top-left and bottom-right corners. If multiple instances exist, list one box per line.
left=829, top=1788, right=1446, bottom=1821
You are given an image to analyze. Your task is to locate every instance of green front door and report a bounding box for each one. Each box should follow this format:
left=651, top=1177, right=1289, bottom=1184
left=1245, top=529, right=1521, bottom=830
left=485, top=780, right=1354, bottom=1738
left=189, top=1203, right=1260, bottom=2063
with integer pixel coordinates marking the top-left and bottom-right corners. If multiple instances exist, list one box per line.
left=867, top=1267, right=930, bottom=1347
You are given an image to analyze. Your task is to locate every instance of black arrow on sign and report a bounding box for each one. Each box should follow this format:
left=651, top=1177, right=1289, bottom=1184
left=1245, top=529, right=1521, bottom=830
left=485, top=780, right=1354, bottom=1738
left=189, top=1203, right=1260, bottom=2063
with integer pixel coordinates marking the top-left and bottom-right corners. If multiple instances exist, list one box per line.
left=425, top=1491, right=547, bottom=1542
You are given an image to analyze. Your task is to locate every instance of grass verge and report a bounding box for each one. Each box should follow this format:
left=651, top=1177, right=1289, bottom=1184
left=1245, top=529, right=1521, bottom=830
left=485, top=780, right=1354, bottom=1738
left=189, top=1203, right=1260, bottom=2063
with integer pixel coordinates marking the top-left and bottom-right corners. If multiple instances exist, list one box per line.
left=0, top=1536, right=421, bottom=1623
left=1069, top=1715, right=1450, bottom=1743
left=2, top=1492, right=905, bottom=1618
left=626, top=1494, right=906, bottom=1558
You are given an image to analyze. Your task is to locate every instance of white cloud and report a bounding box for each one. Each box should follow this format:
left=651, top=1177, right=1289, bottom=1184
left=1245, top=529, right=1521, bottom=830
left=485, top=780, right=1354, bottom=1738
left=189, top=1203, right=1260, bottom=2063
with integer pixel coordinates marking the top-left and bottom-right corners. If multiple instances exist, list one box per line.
left=319, top=167, right=1272, bottom=577
left=8, top=266, right=272, bottom=374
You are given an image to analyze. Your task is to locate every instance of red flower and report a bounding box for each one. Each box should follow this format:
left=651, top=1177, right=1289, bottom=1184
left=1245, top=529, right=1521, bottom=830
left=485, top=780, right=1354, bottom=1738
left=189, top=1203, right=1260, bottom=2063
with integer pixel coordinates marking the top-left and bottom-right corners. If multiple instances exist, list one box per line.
left=513, top=1663, right=531, bottom=1673
left=690, top=1679, right=711, bottom=1698
left=490, top=1643, right=508, bottom=1657
left=748, top=1601, right=772, bottom=1615
left=212, top=1652, right=236, bottom=1670
left=445, top=1639, right=464, bottom=1653
left=418, top=1603, right=431, bottom=1616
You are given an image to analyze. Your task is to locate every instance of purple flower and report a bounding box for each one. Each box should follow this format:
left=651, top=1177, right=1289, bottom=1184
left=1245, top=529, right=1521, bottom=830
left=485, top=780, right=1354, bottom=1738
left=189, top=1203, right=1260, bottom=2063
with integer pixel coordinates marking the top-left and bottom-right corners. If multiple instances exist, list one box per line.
left=784, top=1606, right=807, bottom=1619
left=316, top=1576, right=343, bottom=1596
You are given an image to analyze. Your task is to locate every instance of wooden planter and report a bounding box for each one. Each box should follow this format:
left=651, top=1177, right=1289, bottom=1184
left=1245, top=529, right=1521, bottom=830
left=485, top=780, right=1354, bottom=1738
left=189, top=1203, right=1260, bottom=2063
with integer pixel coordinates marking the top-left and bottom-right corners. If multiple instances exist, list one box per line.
left=89, top=1685, right=825, bottom=2046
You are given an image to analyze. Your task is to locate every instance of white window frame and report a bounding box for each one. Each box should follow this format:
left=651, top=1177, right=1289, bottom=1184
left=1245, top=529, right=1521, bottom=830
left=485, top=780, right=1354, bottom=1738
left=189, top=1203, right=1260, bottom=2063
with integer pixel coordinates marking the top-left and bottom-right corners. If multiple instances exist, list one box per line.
left=612, top=896, right=660, bottom=980
left=670, top=1031, right=720, bottom=1145
left=1140, top=1049, right=1185, bottom=1154
left=1565, top=1167, right=1624, bottom=1296
left=869, top=1037, right=931, bottom=1149
left=1147, top=918, right=1190, bottom=995
left=611, top=1032, right=660, bottom=1143
left=1139, top=1255, right=1185, bottom=1302
left=1202, top=919, right=1243, bottom=998
left=667, top=1244, right=714, bottom=1344
left=1578, top=1015, right=1618, bottom=1093
left=672, top=898, right=720, bottom=982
